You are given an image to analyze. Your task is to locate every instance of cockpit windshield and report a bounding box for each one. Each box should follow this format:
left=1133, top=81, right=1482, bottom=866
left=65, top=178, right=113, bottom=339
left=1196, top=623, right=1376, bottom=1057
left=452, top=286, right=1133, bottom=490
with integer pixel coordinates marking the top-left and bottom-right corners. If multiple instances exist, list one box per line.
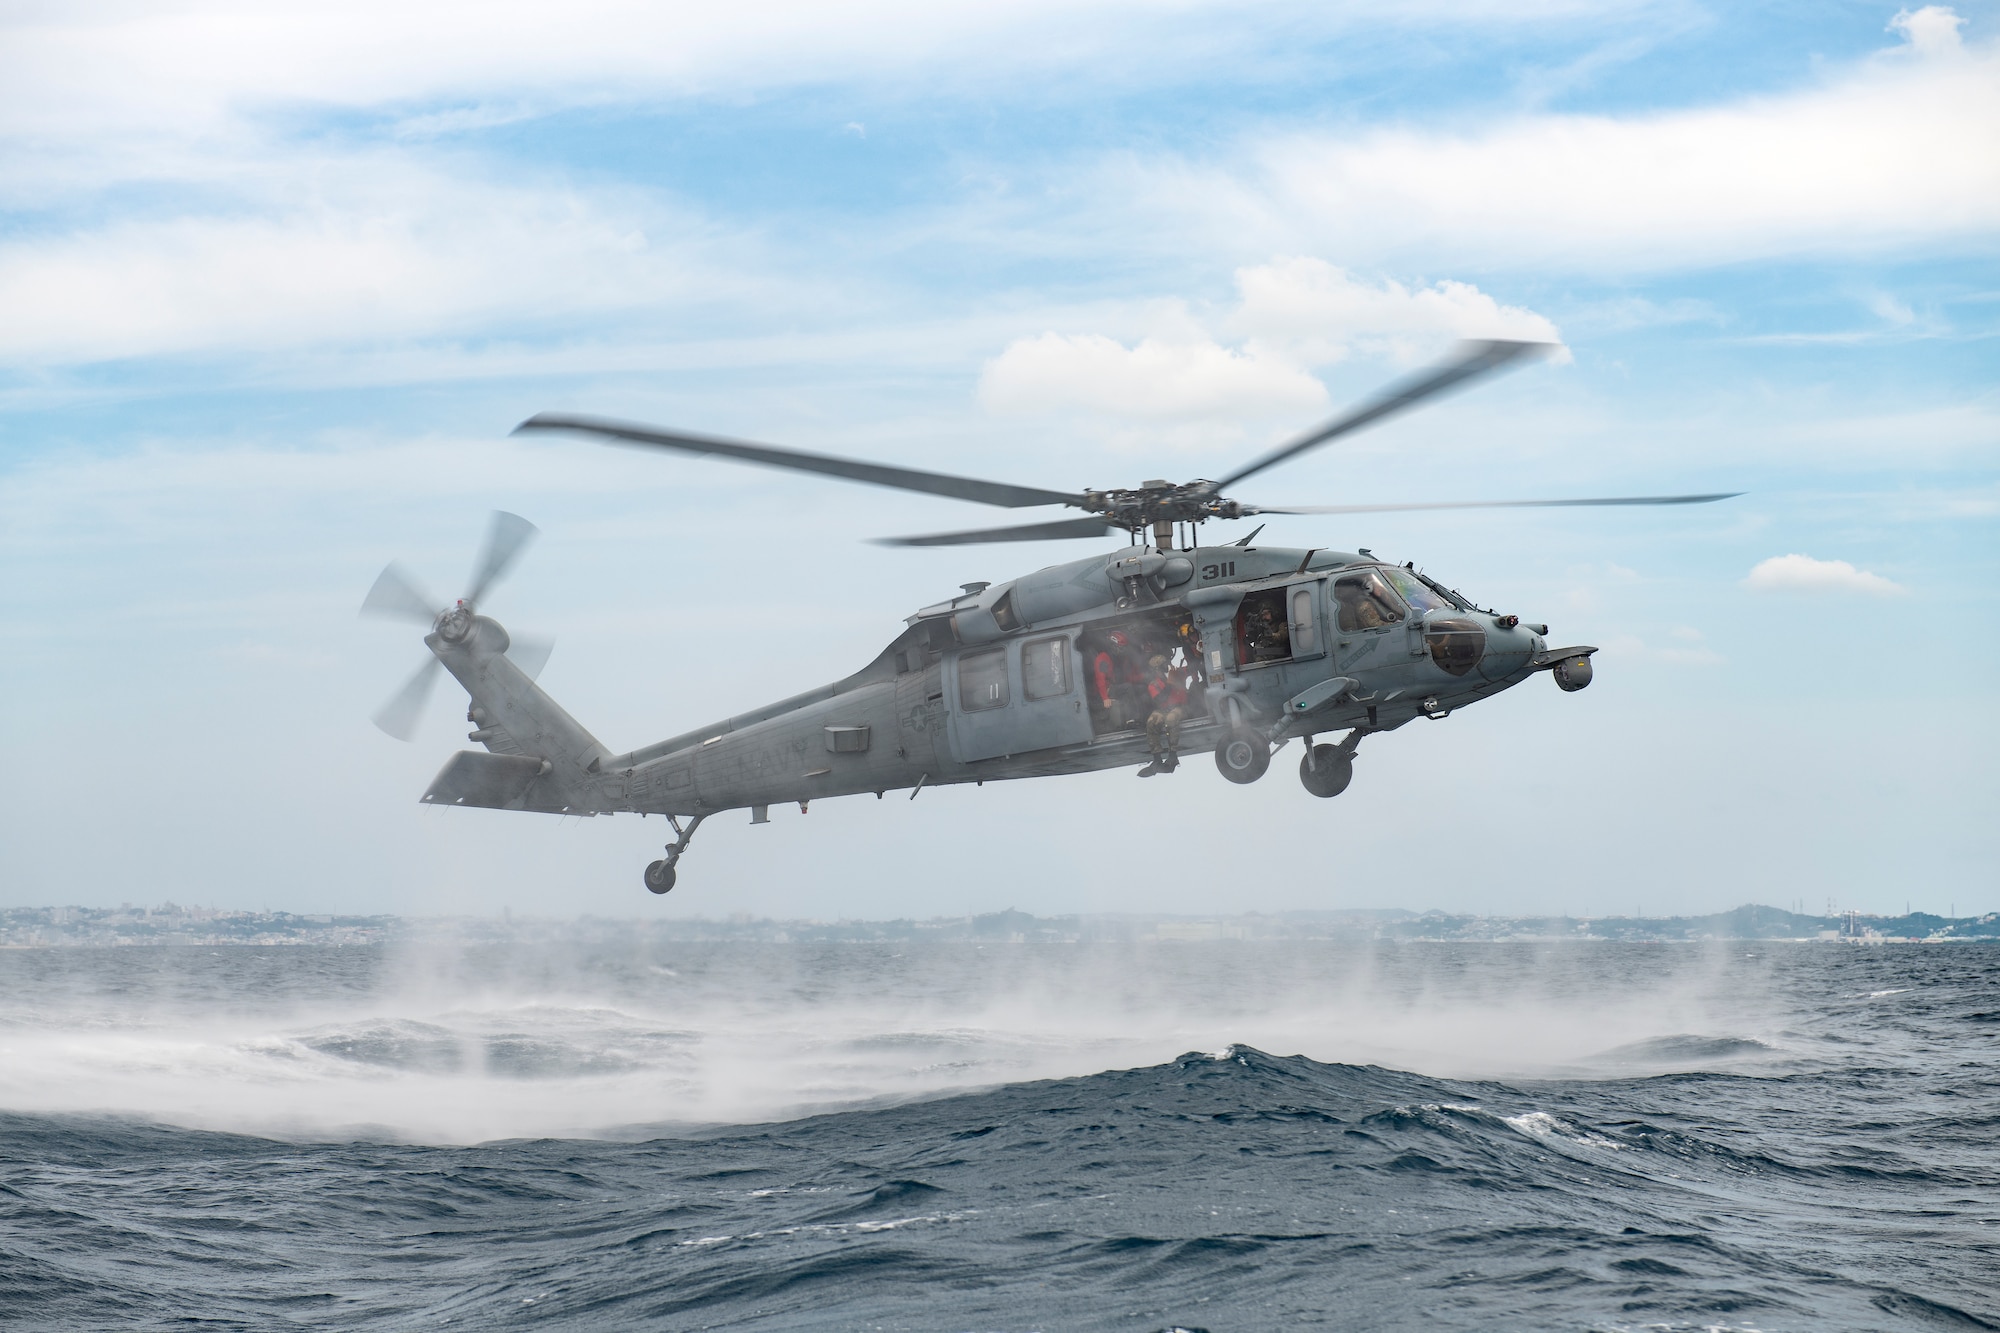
left=1380, top=566, right=1462, bottom=615
left=1331, top=569, right=1405, bottom=631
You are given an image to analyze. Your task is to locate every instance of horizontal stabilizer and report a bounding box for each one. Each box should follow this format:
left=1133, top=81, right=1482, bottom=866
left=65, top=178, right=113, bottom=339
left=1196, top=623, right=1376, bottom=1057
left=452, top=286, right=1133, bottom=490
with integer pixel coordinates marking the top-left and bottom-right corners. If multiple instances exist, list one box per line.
left=421, top=751, right=576, bottom=814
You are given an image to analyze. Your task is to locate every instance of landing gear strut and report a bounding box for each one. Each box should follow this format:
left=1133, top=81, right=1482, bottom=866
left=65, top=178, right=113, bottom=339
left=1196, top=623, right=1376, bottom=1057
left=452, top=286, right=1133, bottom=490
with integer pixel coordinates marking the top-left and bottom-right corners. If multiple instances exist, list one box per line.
left=643, top=813, right=704, bottom=894
left=1300, top=730, right=1363, bottom=799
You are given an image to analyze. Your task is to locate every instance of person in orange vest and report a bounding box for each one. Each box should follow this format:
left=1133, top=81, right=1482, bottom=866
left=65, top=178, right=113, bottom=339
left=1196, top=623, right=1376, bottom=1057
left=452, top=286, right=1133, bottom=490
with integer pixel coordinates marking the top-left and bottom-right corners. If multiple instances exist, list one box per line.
left=1138, top=653, right=1189, bottom=777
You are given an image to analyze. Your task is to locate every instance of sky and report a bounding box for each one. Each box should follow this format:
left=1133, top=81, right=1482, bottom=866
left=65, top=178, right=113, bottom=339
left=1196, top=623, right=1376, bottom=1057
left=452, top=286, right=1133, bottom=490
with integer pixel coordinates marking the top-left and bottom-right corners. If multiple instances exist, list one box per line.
left=1, top=0, right=1994, bottom=921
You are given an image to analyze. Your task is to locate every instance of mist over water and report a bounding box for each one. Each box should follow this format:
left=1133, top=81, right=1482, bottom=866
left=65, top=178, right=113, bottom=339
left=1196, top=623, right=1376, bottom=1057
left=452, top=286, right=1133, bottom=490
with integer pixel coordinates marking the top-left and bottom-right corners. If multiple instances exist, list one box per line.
left=2, top=934, right=1789, bottom=1142
left=3, top=935, right=1995, bottom=1330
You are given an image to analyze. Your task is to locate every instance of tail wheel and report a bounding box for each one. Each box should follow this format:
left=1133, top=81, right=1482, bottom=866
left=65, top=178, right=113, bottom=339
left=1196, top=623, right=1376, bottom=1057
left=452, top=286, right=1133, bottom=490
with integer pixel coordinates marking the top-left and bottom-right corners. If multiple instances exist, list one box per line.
left=1214, top=729, right=1270, bottom=785
left=644, top=860, right=677, bottom=894
left=1300, top=745, right=1354, bottom=799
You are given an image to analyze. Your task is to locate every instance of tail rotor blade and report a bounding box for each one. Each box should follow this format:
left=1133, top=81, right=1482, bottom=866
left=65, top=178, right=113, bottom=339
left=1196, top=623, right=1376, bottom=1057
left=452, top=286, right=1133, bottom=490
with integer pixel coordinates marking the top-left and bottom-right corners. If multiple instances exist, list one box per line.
left=372, top=657, right=443, bottom=741
left=465, top=511, right=539, bottom=609
left=506, top=634, right=554, bottom=681
left=360, top=563, right=440, bottom=624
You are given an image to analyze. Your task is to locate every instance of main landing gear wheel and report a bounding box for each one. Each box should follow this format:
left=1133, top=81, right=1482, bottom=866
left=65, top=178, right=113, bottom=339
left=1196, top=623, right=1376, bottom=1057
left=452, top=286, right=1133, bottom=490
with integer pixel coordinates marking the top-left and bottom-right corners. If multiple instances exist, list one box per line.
left=642, top=812, right=704, bottom=896
left=1214, top=728, right=1270, bottom=785
left=1300, top=745, right=1354, bottom=799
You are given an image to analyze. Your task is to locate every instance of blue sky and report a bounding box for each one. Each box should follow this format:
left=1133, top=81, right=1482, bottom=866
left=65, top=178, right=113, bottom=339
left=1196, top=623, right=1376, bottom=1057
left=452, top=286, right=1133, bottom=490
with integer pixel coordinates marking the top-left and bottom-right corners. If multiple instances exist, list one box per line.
left=1, top=1, right=1994, bottom=919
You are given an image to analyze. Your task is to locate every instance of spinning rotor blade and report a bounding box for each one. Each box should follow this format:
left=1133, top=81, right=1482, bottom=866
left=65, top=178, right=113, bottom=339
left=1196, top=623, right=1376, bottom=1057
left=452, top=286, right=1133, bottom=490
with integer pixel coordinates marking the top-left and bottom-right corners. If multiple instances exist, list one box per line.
left=1252, top=492, right=1742, bottom=516
left=1213, top=340, right=1556, bottom=492
left=873, top=516, right=1123, bottom=547
left=360, top=563, right=439, bottom=624
left=515, top=413, right=1085, bottom=511
left=372, top=657, right=443, bottom=741
left=506, top=634, right=554, bottom=681
left=465, top=510, right=538, bottom=610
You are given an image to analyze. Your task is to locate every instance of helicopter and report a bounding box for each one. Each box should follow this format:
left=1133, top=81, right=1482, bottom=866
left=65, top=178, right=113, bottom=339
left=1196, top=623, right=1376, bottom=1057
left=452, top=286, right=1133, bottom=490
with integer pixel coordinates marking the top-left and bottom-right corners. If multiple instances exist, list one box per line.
left=361, top=339, right=1737, bottom=894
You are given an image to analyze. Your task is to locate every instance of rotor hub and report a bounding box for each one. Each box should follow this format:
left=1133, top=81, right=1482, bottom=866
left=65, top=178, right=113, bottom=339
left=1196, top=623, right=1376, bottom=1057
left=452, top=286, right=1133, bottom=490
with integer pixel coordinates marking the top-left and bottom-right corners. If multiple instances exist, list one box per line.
left=435, top=603, right=474, bottom=642
left=1080, top=480, right=1249, bottom=534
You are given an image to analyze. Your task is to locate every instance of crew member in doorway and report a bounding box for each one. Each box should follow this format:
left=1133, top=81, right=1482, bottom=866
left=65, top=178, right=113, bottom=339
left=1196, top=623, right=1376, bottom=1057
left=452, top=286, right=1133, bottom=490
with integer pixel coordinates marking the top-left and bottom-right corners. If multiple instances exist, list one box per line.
left=1243, top=603, right=1289, bottom=663
left=1138, top=653, right=1188, bottom=777
left=1091, top=631, right=1138, bottom=729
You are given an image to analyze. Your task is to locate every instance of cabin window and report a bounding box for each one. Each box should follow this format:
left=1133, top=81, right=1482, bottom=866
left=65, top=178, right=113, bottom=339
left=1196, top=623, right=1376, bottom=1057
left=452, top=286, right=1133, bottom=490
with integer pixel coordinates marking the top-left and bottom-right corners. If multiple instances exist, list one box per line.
left=958, top=648, right=1009, bottom=711
left=1290, top=588, right=1318, bottom=655
left=1332, top=570, right=1406, bottom=632
left=1021, top=635, right=1072, bottom=700
left=1424, top=618, right=1486, bottom=676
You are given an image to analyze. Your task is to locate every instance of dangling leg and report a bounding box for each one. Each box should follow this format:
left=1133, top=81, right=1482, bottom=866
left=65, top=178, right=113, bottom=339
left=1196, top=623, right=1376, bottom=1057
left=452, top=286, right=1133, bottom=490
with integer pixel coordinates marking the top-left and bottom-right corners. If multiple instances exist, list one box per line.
left=1138, top=710, right=1165, bottom=777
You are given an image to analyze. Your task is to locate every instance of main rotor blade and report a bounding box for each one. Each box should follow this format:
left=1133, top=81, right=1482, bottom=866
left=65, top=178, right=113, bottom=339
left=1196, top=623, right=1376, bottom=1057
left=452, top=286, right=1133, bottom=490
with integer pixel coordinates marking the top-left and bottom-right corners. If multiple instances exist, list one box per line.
left=465, top=510, right=538, bottom=610
left=516, top=413, right=1086, bottom=511
left=873, top=515, right=1123, bottom=547
left=1250, top=492, right=1743, bottom=516
left=1212, top=340, right=1557, bottom=492
left=505, top=634, right=554, bottom=681
left=372, top=657, right=442, bottom=741
left=360, top=563, right=439, bottom=624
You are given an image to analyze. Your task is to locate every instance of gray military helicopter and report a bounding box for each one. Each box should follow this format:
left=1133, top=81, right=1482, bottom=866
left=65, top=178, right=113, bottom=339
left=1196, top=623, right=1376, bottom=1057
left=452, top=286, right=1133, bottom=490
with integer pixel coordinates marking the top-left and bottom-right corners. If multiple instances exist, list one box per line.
left=362, top=340, right=1735, bottom=894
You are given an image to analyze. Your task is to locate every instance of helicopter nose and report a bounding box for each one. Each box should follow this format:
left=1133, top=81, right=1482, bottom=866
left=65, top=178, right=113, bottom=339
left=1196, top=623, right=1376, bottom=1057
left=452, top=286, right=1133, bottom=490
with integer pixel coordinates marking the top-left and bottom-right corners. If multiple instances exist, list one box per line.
left=1476, top=614, right=1538, bottom=682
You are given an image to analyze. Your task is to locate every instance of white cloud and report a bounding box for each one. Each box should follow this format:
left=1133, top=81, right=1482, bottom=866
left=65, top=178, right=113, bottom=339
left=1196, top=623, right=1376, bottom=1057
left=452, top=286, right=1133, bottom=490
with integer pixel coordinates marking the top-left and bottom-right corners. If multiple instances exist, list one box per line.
left=1744, top=554, right=1906, bottom=596
left=1129, top=9, right=2000, bottom=269
left=978, top=331, right=1327, bottom=421
left=0, top=0, right=1637, bottom=197
left=1228, top=257, right=1564, bottom=363
left=0, top=156, right=771, bottom=365
left=1889, top=5, right=1964, bottom=54
left=978, top=259, right=1559, bottom=425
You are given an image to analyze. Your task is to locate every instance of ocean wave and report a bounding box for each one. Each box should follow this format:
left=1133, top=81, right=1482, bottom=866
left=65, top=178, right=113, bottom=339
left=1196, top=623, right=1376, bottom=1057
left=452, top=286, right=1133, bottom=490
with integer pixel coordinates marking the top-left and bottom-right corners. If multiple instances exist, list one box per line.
left=5, top=1033, right=1994, bottom=1331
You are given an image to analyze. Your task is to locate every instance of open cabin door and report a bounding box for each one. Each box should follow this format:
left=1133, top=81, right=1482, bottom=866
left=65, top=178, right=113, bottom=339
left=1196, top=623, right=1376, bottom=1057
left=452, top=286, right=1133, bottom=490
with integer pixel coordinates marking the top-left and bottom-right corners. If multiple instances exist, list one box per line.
left=945, top=631, right=1094, bottom=762
left=1234, top=579, right=1327, bottom=667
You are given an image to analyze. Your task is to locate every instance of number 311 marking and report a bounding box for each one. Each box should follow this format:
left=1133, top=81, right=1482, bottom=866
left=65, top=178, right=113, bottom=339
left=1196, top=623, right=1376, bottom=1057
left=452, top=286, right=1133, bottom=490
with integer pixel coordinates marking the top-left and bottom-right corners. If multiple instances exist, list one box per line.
left=1199, top=561, right=1237, bottom=581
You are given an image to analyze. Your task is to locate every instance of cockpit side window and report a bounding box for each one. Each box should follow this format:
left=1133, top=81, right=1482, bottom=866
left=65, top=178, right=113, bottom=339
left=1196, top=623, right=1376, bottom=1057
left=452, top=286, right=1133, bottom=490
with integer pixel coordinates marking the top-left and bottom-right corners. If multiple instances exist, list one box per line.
left=1332, top=570, right=1406, bottom=632
left=1380, top=567, right=1457, bottom=615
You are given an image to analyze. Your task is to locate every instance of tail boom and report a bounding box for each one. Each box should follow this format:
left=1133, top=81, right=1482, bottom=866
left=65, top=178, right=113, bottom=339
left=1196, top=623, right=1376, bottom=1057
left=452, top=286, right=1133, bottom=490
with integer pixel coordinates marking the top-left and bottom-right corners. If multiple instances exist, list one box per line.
left=422, top=614, right=612, bottom=814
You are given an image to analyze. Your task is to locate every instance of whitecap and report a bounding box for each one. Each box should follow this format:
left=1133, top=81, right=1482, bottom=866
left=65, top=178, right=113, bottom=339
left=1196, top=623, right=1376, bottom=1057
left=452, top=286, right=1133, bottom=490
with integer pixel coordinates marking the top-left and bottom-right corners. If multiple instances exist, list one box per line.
left=1503, top=1109, right=1622, bottom=1150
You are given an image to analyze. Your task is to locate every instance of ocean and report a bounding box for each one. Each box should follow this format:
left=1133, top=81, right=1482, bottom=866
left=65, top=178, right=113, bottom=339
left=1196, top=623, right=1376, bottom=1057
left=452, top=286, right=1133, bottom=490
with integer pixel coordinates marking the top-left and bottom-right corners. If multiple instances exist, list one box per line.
left=0, top=934, right=1994, bottom=1330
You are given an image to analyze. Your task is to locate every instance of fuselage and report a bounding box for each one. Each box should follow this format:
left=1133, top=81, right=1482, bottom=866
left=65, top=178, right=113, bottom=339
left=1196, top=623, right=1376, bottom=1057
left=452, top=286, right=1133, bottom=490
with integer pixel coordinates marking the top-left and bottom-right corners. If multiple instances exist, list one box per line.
left=573, top=543, right=1549, bottom=818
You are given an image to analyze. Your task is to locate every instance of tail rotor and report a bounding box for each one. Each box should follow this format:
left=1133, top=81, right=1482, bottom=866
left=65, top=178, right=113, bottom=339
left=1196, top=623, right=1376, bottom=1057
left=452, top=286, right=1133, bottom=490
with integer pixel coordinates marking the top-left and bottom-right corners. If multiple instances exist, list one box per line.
left=371, top=658, right=445, bottom=742
left=360, top=511, right=550, bottom=740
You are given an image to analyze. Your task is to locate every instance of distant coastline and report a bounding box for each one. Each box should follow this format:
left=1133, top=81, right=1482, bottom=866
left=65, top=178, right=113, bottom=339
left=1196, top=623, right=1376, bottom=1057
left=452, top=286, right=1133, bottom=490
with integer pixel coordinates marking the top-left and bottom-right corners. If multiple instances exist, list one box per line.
left=1, top=903, right=1993, bottom=947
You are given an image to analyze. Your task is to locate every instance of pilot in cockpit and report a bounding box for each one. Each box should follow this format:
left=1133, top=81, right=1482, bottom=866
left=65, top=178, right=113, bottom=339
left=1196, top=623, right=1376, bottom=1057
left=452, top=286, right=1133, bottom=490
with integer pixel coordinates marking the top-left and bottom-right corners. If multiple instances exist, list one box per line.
left=1335, top=576, right=1397, bottom=631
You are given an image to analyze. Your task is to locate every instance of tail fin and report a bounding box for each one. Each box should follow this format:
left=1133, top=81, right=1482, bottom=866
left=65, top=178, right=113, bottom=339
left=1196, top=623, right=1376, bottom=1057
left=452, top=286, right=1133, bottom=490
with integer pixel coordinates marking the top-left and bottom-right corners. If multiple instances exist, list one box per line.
left=420, top=614, right=612, bottom=814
